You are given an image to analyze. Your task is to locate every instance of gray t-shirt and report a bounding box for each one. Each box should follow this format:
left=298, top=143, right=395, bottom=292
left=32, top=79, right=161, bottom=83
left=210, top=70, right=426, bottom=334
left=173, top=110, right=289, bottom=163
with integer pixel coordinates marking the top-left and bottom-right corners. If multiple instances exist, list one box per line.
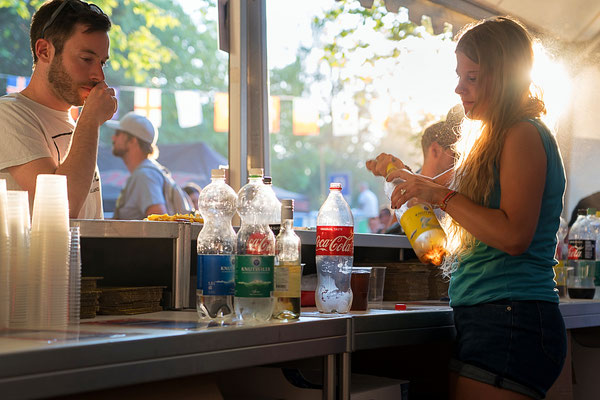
left=113, top=159, right=166, bottom=220
left=0, top=93, right=103, bottom=219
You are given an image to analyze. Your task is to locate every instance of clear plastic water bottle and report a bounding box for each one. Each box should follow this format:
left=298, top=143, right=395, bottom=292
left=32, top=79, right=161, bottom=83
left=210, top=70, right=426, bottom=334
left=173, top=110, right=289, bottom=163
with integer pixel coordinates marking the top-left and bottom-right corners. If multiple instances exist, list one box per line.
left=567, top=209, right=596, bottom=299
left=235, top=168, right=276, bottom=323
left=196, top=169, right=237, bottom=322
left=384, top=164, right=447, bottom=265
left=263, top=176, right=282, bottom=228
left=273, top=199, right=302, bottom=320
left=315, top=182, right=354, bottom=314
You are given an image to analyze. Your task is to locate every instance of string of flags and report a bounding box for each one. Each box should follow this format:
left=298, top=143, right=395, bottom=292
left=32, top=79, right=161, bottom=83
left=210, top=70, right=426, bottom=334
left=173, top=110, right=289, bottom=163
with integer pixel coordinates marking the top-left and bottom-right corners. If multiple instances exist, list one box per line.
left=2, top=74, right=368, bottom=136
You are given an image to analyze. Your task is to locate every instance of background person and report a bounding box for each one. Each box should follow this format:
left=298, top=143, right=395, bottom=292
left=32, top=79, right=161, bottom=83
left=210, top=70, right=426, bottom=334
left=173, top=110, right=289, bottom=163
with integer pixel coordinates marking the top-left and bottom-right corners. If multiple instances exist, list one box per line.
left=107, top=112, right=170, bottom=220
left=183, top=182, right=202, bottom=212
left=0, top=0, right=117, bottom=218
left=367, top=16, right=566, bottom=399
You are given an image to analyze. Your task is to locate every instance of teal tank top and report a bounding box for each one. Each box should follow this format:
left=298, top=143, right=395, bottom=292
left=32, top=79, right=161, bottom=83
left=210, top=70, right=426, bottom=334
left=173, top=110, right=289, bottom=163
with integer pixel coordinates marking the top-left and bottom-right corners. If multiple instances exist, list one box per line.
left=448, top=119, right=565, bottom=306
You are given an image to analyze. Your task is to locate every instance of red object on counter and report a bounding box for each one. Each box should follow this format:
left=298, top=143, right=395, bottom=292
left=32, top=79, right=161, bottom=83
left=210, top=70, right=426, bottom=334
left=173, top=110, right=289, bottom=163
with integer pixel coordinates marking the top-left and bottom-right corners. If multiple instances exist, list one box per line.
left=395, top=303, right=407, bottom=311
left=301, top=290, right=316, bottom=307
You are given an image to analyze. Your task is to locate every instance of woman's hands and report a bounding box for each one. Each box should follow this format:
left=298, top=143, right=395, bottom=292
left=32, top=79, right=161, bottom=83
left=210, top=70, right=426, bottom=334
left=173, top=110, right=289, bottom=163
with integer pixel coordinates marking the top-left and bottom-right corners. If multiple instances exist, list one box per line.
left=387, top=168, right=450, bottom=209
left=366, top=153, right=450, bottom=209
left=365, top=153, right=410, bottom=177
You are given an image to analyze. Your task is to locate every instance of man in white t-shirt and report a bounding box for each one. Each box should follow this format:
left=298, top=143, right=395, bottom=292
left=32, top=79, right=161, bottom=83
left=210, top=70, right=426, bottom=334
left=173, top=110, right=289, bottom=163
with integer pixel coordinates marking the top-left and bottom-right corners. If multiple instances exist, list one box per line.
left=0, top=0, right=117, bottom=219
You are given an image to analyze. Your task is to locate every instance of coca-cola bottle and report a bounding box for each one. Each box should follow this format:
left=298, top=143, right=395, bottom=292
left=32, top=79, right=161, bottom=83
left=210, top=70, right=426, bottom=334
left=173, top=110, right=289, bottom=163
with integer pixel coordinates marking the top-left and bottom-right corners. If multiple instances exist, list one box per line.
left=315, top=182, right=354, bottom=313
left=196, top=169, right=237, bottom=322
left=235, top=168, right=276, bottom=323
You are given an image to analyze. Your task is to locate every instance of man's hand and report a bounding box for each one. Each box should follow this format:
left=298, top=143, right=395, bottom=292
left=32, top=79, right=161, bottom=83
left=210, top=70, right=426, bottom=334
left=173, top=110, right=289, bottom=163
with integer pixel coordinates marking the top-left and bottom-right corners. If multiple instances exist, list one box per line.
left=79, top=81, right=117, bottom=125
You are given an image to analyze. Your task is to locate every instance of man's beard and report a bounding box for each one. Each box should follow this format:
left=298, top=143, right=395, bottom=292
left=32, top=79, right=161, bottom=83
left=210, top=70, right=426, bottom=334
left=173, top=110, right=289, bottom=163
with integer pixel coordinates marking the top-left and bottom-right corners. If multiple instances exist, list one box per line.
left=48, top=54, right=90, bottom=107
left=112, top=145, right=127, bottom=158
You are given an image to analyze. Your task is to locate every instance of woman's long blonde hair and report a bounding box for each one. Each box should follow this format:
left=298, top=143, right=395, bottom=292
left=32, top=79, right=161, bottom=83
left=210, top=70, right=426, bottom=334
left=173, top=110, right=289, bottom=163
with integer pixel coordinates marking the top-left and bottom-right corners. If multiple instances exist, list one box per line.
left=442, top=16, right=546, bottom=274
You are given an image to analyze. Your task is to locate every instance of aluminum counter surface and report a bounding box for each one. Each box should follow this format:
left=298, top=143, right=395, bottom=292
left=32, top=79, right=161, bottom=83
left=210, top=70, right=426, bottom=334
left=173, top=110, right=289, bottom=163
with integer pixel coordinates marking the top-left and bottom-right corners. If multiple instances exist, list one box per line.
left=0, top=311, right=349, bottom=400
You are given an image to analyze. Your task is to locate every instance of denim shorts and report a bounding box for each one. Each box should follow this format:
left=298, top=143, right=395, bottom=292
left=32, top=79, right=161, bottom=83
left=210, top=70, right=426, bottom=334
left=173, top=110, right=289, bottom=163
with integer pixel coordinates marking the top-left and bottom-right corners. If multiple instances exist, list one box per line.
left=450, top=300, right=567, bottom=399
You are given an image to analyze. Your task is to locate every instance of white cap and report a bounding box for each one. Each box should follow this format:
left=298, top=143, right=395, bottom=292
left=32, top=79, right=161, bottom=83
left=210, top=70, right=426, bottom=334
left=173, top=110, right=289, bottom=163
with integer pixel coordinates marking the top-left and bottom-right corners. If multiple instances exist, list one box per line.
left=105, top=112, right=158, bottom=145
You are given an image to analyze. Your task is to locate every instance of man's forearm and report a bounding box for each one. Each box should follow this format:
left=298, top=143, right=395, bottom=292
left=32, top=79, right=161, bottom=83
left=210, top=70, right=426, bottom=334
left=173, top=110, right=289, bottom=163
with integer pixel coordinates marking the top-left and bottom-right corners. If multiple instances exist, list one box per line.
left=55, top=115, right=100, bottom=217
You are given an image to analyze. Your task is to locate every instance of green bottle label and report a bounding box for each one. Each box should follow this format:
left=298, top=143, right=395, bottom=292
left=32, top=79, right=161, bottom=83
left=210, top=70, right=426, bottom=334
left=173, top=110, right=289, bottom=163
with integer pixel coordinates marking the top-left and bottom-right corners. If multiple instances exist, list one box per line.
left=235, top=255, right=274, bottom=298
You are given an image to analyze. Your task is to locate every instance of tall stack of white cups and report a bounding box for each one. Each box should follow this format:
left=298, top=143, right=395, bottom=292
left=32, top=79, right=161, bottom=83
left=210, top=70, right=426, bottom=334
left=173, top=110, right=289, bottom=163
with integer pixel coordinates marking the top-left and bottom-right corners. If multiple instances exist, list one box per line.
left=29, top=174, right=70, bottom=329
left=0, top=180, right=9, bottom=328
left=6, top=191, right=31, bottom=328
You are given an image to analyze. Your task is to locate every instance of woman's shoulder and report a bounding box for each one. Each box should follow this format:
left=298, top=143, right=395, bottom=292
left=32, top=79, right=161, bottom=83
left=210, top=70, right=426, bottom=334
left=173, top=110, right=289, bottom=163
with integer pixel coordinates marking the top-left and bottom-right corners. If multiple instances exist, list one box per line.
left=505, top=120, right=545, bottom=148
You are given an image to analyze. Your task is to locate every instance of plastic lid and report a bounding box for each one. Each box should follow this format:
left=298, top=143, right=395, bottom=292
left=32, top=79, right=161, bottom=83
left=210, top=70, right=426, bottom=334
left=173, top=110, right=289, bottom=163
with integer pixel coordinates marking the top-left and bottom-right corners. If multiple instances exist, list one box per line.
left=395, top=303, right=406, bottom=311
left=211, top=169, right=226, bottom=178
left=329, top=182, right=342, bottom=190
left=248, top=167, right=264, bottom=177
left=263, top=176, right=272, bottom=184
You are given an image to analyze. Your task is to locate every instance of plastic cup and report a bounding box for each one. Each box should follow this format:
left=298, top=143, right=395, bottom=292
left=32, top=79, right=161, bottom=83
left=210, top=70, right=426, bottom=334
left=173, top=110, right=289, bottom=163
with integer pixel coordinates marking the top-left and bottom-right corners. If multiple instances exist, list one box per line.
left=6, top=191, right=30, bottom=328
left=568, top=264, right=596, bottom=299
left=368, top=266, right=387, bottom=309
left=68, top=227, right=81, bottom=325
left=350, top=267, right=372, bottom=311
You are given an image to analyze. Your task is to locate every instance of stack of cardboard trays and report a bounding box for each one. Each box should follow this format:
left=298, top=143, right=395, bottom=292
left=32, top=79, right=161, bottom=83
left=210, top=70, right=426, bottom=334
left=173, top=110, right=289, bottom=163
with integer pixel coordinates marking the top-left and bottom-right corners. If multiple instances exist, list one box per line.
left=382, top=261, right=449, bottom=301
left=98, top=286, right=165, bottom=315
left=81, top=277, right=103, bottom=319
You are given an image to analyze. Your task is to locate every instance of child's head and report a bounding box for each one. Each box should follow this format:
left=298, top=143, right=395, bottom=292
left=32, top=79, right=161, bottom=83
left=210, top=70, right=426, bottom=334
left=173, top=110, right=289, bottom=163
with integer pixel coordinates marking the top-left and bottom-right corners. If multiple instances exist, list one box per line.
left=455, top=17, right=543, bottom=122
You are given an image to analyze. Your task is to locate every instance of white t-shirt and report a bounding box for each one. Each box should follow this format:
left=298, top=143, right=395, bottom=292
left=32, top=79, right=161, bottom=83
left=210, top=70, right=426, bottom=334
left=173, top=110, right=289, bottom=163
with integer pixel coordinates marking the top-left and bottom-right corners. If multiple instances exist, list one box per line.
left=0, top=93, right=103, bottom=219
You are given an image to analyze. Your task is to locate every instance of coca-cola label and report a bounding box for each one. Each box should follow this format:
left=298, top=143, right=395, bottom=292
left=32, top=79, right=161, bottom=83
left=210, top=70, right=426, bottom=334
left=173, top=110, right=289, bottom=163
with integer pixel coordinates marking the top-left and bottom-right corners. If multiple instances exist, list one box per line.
left=316, top=226, right=354, bottom=256
left=568, top=239, right=596, bottom=260
left=246, top=232, right=273, bottom=255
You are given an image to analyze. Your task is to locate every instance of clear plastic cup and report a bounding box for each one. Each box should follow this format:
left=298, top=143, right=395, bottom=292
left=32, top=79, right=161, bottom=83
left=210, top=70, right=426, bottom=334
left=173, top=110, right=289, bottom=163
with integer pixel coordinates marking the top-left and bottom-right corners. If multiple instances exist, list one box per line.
left=368, top=266, right=387, bottom=309
left=68, top=227, right=81, bottom=325
left=6, top=191, right=30, bottom=328
left=350, top=267, right=372, bottom=311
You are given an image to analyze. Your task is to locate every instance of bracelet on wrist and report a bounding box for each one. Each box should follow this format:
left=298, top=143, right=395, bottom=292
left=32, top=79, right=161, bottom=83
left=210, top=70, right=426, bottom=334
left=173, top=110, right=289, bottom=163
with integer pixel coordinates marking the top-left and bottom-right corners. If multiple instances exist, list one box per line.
left=440, top=190, right=458, bottom=211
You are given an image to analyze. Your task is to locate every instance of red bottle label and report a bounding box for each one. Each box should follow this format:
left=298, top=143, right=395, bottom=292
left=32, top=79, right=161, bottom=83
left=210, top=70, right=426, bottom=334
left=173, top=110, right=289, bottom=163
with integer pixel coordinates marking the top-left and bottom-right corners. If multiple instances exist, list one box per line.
left=316, top=226, right=354, bottom=256
left=246, top=232, right=273, bottom=255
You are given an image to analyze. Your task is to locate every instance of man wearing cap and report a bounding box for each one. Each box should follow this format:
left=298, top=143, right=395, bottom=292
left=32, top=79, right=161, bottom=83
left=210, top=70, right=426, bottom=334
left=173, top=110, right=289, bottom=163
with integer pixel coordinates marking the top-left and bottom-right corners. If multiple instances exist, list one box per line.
left=0, top=0, right=117, bottom=219
left=107, top=112, right=170, bottom=219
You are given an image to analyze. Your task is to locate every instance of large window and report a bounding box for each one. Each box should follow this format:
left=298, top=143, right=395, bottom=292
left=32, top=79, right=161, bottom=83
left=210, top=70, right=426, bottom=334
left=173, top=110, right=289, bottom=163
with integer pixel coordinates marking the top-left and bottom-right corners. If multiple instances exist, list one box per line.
left=266, top=0, right=458, bottom=231
left=0, top=0, right=228, bottom=217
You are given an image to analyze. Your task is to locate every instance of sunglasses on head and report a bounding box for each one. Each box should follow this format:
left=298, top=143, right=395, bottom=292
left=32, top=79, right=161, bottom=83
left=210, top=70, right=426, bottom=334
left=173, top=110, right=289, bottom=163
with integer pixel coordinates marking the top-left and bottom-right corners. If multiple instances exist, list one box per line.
left=41, top=0, right=106, bottom=39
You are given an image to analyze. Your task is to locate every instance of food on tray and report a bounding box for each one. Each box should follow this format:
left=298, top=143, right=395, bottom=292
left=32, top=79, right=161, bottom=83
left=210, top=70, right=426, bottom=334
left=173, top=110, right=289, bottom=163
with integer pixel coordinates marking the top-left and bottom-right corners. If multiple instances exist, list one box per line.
left=145, top=213, right=203, bottom=223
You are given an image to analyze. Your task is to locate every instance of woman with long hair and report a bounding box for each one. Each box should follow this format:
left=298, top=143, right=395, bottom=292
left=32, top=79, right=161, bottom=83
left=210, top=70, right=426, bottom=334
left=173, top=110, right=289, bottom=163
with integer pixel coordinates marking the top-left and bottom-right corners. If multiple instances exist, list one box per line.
left=367, top=17, right=566, bottom=399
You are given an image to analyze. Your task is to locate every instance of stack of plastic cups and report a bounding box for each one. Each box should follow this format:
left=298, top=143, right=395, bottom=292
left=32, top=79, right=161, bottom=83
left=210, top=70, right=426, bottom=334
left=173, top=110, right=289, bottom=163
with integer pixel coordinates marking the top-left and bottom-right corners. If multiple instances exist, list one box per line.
left=68, top=226, right=81, bottom=326
left=0, top=180, right=9, bottom=329
left=29, top=175, right=70, bottom=329
left=6, top=191, right=30, bottom=328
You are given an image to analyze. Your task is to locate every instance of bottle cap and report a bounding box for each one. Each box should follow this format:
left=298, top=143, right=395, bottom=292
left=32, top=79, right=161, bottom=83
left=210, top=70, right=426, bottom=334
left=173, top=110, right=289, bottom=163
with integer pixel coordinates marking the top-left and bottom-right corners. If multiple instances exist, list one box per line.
left=263, top=176, right=272, bottom=184
left=211, top=169, right=226, bottom=178
left=249, top=167, right=264, bottom=177
left=386, top=163, right=397, bottom=175
left=330, top=182, right=342, bottom=190
left=395, top=303, right=406, bottom=311
left=281, top=199, right=294, bottom=220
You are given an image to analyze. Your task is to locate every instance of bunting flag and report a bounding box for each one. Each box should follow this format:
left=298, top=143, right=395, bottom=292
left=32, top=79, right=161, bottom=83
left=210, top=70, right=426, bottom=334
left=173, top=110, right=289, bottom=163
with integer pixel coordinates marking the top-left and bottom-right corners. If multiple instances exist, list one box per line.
left=331, top=94, right=359, bottom=137
left=6, top=75, right=30, bottom=94
left=293, top=98, right=319, bottom=136
left=269, top=95, right=280, bottom=134
left=134, top=87, right=162, bottom=127
left=214, top=92, right=229, bottom=133
left=174, top=90, right=203, bottom=128
left=369, top=96, right=391, bottom=134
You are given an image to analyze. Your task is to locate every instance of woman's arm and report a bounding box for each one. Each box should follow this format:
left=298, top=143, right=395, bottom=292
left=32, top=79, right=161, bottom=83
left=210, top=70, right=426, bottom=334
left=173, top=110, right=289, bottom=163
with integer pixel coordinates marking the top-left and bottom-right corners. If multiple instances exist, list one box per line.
left=392, top=121, right=546, bottom=255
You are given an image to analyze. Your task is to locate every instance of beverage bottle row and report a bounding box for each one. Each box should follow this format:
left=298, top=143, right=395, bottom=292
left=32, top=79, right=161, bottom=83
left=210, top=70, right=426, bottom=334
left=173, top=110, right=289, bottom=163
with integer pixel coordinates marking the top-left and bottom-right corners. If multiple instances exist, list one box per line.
left=196, top=168, right=301, bottom=324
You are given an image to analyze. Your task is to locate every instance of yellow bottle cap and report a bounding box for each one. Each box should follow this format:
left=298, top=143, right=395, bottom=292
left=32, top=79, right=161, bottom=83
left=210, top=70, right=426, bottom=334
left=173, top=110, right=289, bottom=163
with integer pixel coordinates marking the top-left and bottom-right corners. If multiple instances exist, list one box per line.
left=386, top=162, right=397, bottom=175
